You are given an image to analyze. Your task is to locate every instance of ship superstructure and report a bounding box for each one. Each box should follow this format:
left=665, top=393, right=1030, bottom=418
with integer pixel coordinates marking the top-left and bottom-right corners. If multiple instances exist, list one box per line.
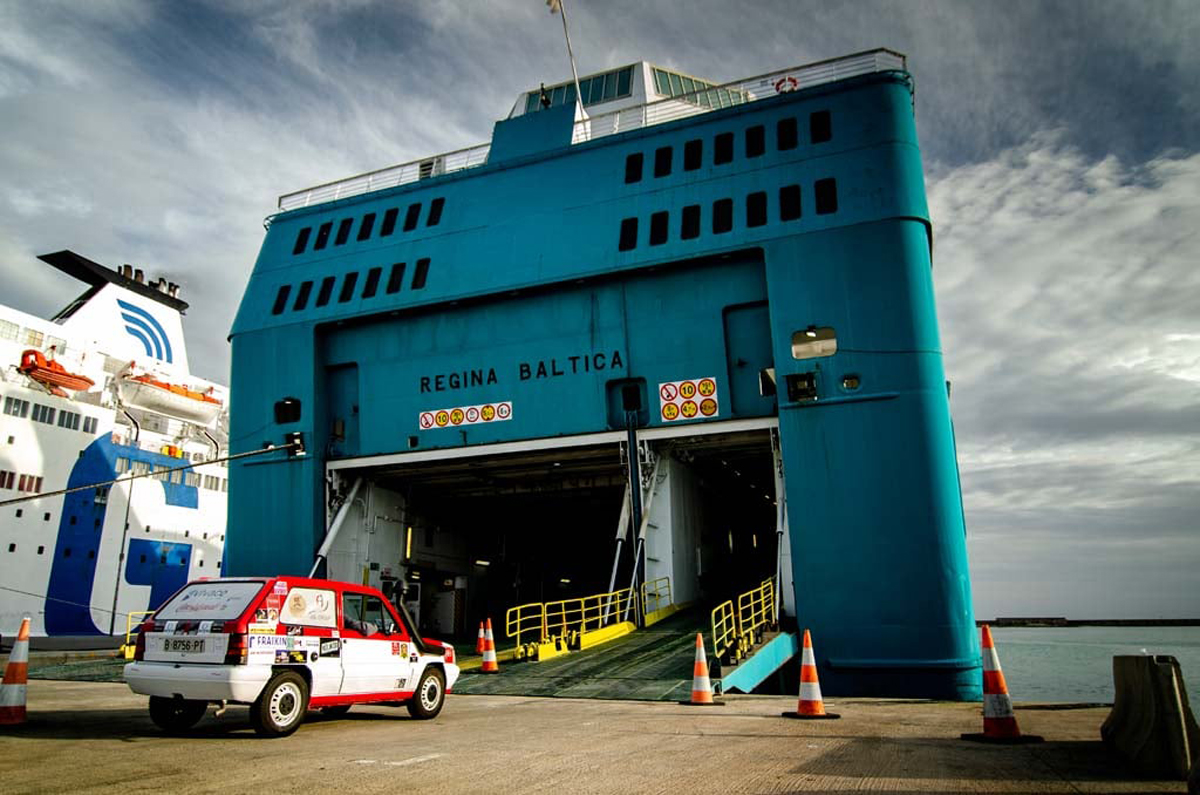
left=0, top=251, right=229, bottom=638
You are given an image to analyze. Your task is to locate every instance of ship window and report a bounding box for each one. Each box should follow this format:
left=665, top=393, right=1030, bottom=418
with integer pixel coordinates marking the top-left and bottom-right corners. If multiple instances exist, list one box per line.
left=618, top=218, right=638, bottom=251
left=70, top=515, right=76, bottom=525
left=780, top=184, right=802, bottom=221
left=747, top=191, right=768, bottom=227
left=338, top=272, right=359, bottom=303
left=37, top=546, right=43, bottom=555
left=427, top=198, right=445, bottom=227
left=777, top=117, right=798, bottom=151
left=4, top=397, right=30, bottom=418
left=411, top=258, right=431, bottom=290
left=712, top=198, right=733, bottom=234
left=357, top=213, right=377, bottom=241
left=185, top=472, right=200, bottom=487
left=314, top=222, right=332, bottom=250
left=624, top=153, right=643, bottom=184
left=293, top=280, right=313, bottom=311
left=386, top=262, right=406, bottom=294
left=0, top=471, right=12, bottom=489
left=714, top=132, right=733, bottom=165
left=649, top=211, right=669, bottom=246
left=381, top=208, right=399, bottom=236
left=334, top=218, right=353, bottom=246
left=810, top=110, right=832, bottom=144
left=32, top=404, right=56, bottom=425
left=83, top=417, right=97, bottom=434
left=0, top=319, right=17, bottom=341
left=293, top=227, right=312, bottom=255
left=681, top=205, right=701, bottom=240
left=745, top=125, right=765, bottom=158
left=684, top=139, right=702, bottom=171
left=315, top=276, right=336, bottom=307
left=14, top=509, right=21, bottom=518
left=653, top=147, right=672, bottom=178
left=792, top=326, right=838, bottom=359
left=363, top=267, right=382, bottom=298
left=404, top=203, right=422, bottom=232
left=617, top=67, right=631, bottom=97
left=43, top=512, right=50, bottom=521
left=271, top=285, right=291, bottom=315
left=815, top=178, right=838, bottom=214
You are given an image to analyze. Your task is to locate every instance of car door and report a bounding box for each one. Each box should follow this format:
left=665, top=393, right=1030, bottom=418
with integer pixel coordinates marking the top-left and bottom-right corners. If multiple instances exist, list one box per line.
left=339, top=591, right=415, bottom=695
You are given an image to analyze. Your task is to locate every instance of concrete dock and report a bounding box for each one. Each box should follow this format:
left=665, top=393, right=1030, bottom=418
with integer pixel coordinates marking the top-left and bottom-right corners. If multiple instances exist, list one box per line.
left=0, top=680, right=1188, bottom=793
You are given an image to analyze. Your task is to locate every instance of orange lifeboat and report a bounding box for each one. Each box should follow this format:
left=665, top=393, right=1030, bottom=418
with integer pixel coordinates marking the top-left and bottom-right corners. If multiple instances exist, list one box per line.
left=116, top=366, right=223, bottom=426
left=17, top=349, right=95, bottom=397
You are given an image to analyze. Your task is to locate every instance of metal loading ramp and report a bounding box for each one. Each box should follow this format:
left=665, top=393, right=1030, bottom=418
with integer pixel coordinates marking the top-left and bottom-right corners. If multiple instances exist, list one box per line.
left=454, top=608, right=709, bottom=701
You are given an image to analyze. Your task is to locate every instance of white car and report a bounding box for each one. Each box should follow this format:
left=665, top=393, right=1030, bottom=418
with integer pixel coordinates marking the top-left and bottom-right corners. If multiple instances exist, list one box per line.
left=125, top=576, right=459, bottom=736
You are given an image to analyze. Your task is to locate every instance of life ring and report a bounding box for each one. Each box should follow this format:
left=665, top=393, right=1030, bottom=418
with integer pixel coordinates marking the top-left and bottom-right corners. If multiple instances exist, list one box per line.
left=774, top=76, right=798, bottom=93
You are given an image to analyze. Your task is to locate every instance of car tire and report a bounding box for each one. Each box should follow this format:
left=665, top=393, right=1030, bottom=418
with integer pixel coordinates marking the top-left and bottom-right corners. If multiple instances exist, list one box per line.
left=250, top=670, right=309, bottom=737
left=407, top=667, right=445, bottom=720
left=320, top=705, right=351, bottom=718
left=148, top=696, right=208, bottom=733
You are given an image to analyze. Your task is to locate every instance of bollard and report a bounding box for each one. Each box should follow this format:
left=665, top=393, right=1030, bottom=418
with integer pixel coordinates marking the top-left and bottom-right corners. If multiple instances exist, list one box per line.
left=1101, top=655, right=1199, bottom=780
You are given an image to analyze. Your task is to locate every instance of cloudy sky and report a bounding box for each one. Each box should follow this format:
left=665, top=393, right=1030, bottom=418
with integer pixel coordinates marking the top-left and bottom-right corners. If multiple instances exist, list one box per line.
left=2, top=0, right=1197, bottom=619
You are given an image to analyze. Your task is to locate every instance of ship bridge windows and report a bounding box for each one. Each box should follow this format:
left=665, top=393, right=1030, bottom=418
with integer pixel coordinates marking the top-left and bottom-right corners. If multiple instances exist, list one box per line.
left=524, top=65, right=634, bottom=113
left=652, top=67, right=746, bottom=109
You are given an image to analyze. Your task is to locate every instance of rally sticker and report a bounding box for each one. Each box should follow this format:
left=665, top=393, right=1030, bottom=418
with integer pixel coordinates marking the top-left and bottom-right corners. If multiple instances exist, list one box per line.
left=659, top=377, right=719, bottom=422
left=418, top=401, right=513, bottom=430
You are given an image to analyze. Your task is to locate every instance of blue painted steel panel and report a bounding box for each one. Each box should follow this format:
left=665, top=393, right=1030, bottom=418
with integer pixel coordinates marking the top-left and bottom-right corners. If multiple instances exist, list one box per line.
left=228, top=71, right=980, bottom=698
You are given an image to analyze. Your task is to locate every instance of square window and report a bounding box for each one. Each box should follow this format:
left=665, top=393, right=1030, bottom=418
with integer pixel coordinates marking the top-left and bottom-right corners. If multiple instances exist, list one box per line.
left=411, top=258, right=431, bottom=290
left=681, top=205, right=701, bottom=240
left=293, top=280, right=313, bottom=311
left=777, top=117, right=798, bottom=151
left=381, top=208, right=399, bottom=236
left=43, top=512, right=50, bottom=521
left=810, top=110, right=832, bottom=144
left=334, top=217, right=353, bottom=245
left=386, top=263, right=406, bottom=294
left=649, top=211, right=669, bottom=246
left=357, top=213, right=376, bottom=241
left=653, top=147, right=672, bottom=178
left=624, top=153, right=643, bottom=184
left=618, top=218, right=638, bottom=252
left=403, top=203, right=422, bottom=232
left=714, top=132, right=734, bottom=165
left=684, top=139, right=702, bottom=171
left=427, top=198, right=445, bottom=226
left=314, top=222, right=332, bottom=250
left=37, top=546, right=44, bottom=555
left=292, top=227, right=311, bottom=255
left=712, top=198, right=733, bottom=234
left=745, top=125, right=765, bottom=158
left=780, top=184, right=802, bottom=221
left=815, top=178, right=838, bottom=214
left=746, top=191, right=768, bottom=227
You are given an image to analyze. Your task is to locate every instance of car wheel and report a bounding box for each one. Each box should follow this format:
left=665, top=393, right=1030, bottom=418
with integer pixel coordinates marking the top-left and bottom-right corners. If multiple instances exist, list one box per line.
left=320, top=705, right=351, bottom=718
left=148, top=696, right=208, bottom=733
left=406, top=667, right=445, bottom=720
left=250, top=670, right=309, bottom=737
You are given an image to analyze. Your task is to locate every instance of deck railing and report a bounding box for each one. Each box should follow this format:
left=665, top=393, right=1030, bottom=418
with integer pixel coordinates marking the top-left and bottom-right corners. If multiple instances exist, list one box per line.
left=277, top=48, right=906, bottom=211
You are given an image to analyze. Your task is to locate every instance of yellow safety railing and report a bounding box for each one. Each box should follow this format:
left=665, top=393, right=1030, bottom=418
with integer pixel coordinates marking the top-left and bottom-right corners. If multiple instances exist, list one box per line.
left=641, top=577, right=672, bottom=616
left=711, top=600, right=738, bottom=661
left=545, top=587, right=637, bottom=642
left=505, top=601, right=547, bottom=648
left=736, top=577, right=775, bottom=641
left=120, top=610, right=155, bottom=660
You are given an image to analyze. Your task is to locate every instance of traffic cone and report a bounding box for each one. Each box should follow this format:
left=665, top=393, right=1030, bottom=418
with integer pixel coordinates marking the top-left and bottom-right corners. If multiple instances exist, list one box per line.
left=476, top=621, right=485, bottom=655
left=782, top=629, right=839, bottom=719
left=680, top=633, right=723, bottom=705
left=962, top=625, right=1042, bottom=743
left=480, top=617, right=499, bottom=673
left=0, top=616, right=31, bottom=726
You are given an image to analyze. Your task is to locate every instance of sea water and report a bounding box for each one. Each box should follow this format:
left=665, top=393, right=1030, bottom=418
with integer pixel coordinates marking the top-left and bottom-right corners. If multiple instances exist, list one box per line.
left=990, top=626, right=1200, bottom=706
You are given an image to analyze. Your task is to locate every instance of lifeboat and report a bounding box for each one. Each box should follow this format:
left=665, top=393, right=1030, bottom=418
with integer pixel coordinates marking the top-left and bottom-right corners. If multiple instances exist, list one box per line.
left=116, top=366, right=223, bottom=427
left=17, top=349, right=95, bottom=397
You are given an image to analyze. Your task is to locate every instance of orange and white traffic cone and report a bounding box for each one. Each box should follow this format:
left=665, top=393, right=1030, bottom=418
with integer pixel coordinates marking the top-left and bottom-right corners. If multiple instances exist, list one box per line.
left=476, top=621, right=486, bottom=655
left=962, top=625, right=1042, bottom=743
left=680, top=633, right=723, bottom=706
left=480, top=617, right=499, bottom=673
left=0, top=616, right=31, bottom=726
left=782, top=629, right=839, bottom=719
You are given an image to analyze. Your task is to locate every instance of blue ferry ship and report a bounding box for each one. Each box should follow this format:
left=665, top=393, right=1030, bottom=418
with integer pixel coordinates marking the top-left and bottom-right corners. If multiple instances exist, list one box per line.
left=228, top=50, right=981, bottom=699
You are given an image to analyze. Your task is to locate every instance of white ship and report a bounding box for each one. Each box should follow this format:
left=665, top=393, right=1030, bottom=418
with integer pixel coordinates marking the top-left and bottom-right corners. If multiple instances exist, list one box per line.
left=0, top=251, right=229, bottom=639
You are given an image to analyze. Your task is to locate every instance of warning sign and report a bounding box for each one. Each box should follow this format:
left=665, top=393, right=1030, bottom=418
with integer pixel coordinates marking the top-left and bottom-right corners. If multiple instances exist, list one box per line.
left=658, top=377, right=719, bottom=422
left=419, top=401, right=513, bottom=430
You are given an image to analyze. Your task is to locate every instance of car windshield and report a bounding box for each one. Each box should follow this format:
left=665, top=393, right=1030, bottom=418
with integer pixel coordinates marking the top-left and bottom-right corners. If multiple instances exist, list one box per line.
left=155, top=581, right=266, bottom=621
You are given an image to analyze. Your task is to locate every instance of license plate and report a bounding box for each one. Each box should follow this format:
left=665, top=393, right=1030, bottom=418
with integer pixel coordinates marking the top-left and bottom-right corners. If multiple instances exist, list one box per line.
left=164, top=638, right=205, bottom=653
